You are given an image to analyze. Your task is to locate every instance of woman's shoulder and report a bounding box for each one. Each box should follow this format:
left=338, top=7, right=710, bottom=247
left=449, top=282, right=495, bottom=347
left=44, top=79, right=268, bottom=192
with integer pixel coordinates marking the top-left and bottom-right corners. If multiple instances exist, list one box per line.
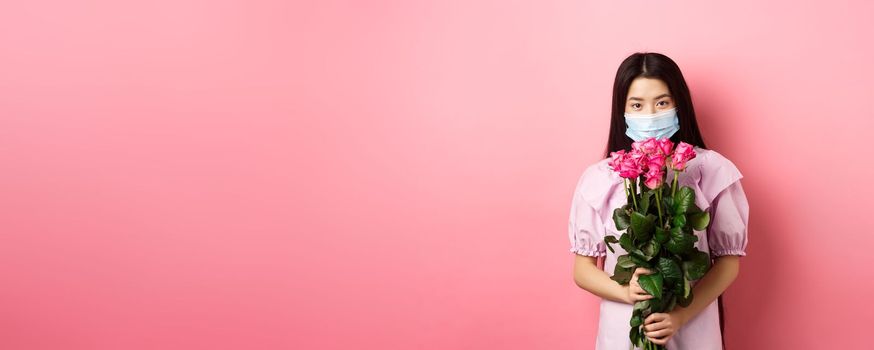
left=579, top=156, right=620, bottom=186
left=584, top=156, right=615, bottom=175
left=694, top=146, right=744, bottom=200
left=695, top=146, right=742, bottom=177
left=573, top=157, right=623, bottom=211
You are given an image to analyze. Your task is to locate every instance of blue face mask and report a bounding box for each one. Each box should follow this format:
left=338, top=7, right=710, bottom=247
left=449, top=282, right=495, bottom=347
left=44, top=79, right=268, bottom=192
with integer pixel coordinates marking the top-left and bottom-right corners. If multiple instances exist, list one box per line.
left=624, top=107, right=680, bottom=141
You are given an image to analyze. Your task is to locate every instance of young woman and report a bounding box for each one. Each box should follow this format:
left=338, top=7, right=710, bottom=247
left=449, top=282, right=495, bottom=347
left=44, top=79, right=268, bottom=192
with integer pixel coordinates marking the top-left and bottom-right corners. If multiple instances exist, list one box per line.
left=568, top=52, right=749, bottom=350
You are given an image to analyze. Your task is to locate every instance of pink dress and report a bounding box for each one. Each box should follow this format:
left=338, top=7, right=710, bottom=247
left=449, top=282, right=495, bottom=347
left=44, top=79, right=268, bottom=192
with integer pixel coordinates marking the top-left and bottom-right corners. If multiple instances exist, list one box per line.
left=568, top=146, right=749, bottom=350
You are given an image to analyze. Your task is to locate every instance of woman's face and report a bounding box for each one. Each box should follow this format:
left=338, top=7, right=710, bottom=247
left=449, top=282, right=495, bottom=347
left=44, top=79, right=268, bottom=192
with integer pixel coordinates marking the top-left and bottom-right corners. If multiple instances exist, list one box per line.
left=625, top=77, right=675, bottom=115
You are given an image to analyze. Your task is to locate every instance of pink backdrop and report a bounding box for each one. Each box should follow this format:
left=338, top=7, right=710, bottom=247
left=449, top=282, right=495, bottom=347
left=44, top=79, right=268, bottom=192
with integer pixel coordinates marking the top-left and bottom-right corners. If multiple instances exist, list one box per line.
left=1, top=1, right=872, bottom=349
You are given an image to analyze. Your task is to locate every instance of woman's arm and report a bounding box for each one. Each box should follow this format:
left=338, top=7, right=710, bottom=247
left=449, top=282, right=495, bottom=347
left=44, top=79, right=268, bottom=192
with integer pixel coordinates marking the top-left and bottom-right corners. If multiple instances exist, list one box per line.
left=573, top=255, right=630, bottom=304
left=574, top=255, right=652, bottom=304
left=574, top=256, right=670, bottom=306
left=672, top=255, right=740, bottom=324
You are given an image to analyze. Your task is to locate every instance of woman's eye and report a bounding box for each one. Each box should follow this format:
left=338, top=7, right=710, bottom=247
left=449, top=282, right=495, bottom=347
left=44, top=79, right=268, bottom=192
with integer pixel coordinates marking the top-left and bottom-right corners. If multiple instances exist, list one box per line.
left=631, top=103, right=640, bottom=109
left=657, top=101, right=668, bottom=106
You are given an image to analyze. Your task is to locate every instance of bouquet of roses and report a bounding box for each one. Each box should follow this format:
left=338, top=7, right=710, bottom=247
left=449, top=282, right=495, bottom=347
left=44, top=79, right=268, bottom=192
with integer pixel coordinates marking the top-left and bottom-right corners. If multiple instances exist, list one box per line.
left=604, top=137, right=712, bottom=350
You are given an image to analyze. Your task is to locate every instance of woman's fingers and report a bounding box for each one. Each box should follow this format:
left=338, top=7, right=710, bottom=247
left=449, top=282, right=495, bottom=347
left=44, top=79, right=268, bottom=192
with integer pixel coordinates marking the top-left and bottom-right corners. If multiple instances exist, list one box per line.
left=644, top=327, right=671, bottom=338
left=629, top=268, right=656, bottom=302
left=648, top=336, right=668, bottom=345
left=645, top=313, right=668, bottom=325
left=642, top=313, right=674, bottom=345
left=633, top=289, right=652, bottom=299
left=643, top=319, right=668, bottom=331
left=630, top=283, right=654, bottom=299
left=632, top=293, right=653, bottom=302
left=633, top=267, right=652, bottom=276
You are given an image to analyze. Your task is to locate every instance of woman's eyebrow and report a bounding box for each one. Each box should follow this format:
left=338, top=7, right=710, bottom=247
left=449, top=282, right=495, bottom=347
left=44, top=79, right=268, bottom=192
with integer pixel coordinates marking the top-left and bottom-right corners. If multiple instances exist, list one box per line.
left=627, top=93, right=672, bottom=101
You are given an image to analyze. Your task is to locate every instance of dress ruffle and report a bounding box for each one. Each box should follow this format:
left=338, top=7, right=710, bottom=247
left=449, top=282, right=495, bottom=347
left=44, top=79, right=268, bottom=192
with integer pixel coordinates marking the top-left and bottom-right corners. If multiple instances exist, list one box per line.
left=569, top=246, right=608, bottom=257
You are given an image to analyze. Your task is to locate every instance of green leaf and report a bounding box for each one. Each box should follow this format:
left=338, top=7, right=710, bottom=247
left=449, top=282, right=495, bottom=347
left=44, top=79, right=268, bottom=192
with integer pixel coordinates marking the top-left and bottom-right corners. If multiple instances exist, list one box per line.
left=630, top=324, right=641, bottom=346
left=688, top=211, right=711, bottom=231
left=617, top=255, right=635, bottom=269
left=638, top=272, right=664, bottom=299
left=673, top=275, right=685, bottom=293
left=641, top=308, right=653, bottom=319
left=654, top=226, right=669, bottom=244
left=642, top=239, right=661, bottom=259
left=648, top=296, right=665, bottom=313
left=603, top=235, right=618, bottom=253
left=657, top=257, right=683, bottom=287
left=629, top=252, right=652, bottom=268
left=666, top=227, right=698, bottom=254
left=672, top=213, right=686, bottom=228
left=613, top=207, right=631, bottom=231
left=633, top=301, right=652, bottom=321
left=677, top=284, right=694, bottom=307
left=619, top=233, right=633, bottom=252
left=666, top=293, right=677, bottom=311
left=630, top=212, right=654, bottom=241
left=682, top=224, right=693, bottom=234
left=630, top=314, right=642, bottom=328
left=639, top=191, right=653, bottom=214
left=683, top=250, right=711, bottom=280
left=643, top=214, right=657, bottom=241
left=610, top=263, right=634, bottom=285
left=633, top=299, right=650, bottom=313
left=672, top=186, right=696, bottom=214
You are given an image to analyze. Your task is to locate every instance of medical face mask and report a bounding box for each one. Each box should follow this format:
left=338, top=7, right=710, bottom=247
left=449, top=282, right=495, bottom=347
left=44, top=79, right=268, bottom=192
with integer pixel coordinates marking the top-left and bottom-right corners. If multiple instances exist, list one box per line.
left=624, top=107, right=680, bottom=141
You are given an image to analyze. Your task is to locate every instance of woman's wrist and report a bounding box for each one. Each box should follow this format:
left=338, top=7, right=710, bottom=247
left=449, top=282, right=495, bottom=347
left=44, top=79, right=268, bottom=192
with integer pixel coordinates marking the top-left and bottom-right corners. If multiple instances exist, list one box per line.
left=670, top=307, right=689, bottom=326
left=620, top=284, right=633, bottom=305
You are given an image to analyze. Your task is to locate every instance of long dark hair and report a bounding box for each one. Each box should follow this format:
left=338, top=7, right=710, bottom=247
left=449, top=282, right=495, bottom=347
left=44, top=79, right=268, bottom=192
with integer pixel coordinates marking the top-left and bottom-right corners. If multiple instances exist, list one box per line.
left=603, top=52, right=708, bottom=159
left=604, top=52, right=727, bottom=348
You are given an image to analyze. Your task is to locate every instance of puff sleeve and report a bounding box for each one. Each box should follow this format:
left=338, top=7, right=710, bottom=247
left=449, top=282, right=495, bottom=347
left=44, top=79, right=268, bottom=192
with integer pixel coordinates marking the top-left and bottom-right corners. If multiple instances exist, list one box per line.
left=707, top=179, right=749, bottom=257
left=568, top=177, right=608, bottom=257
left=699, top=150, right=749, bottom=258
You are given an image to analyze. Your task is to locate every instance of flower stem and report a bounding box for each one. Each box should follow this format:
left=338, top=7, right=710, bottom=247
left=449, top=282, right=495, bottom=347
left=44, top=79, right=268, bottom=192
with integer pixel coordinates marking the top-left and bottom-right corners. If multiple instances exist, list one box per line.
left=656, top=186, right=663, bottom=226
left=631, top=178, right=639, bottom=211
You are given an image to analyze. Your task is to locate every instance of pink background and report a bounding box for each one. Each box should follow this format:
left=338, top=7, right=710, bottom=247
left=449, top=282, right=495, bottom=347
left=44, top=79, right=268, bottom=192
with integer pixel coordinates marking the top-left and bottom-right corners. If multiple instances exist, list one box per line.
left=1, top=1, right=872, bottom=349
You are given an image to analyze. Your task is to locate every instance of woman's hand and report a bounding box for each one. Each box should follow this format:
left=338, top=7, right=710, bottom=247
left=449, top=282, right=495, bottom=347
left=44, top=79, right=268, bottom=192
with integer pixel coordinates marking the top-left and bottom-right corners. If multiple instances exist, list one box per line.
left=643, top=310, right=687, bottom=346
left=624, top=267, right=656, bottom=305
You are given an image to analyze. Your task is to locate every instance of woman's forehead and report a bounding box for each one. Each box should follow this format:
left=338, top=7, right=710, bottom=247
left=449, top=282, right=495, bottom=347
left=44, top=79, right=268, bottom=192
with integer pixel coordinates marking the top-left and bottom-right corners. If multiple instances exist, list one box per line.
left=627, top=77, right=671, bottom=100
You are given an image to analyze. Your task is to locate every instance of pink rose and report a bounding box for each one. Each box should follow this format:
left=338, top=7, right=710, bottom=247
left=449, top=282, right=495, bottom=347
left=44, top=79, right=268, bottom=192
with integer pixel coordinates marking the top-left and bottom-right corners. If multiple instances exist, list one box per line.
left=657, top=138, right=674, bottom=156
left=619, top=160, right=643, bottom=179
left=608, top=150, right=639, bottom=178
left=644, top=166, right=665, bottom=189
left=670, top=142, right=697, bottom=171
left=647, top=153, right=666, bottom=170
left=609, top=150, right=643, bottom=179
left=627, top=149, right=648, bottom=171
left=608, top=150, right=626, bottom=171
left=632, top=137, right=660, bottom=155
left=607, top=150, right=644, bottom=179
